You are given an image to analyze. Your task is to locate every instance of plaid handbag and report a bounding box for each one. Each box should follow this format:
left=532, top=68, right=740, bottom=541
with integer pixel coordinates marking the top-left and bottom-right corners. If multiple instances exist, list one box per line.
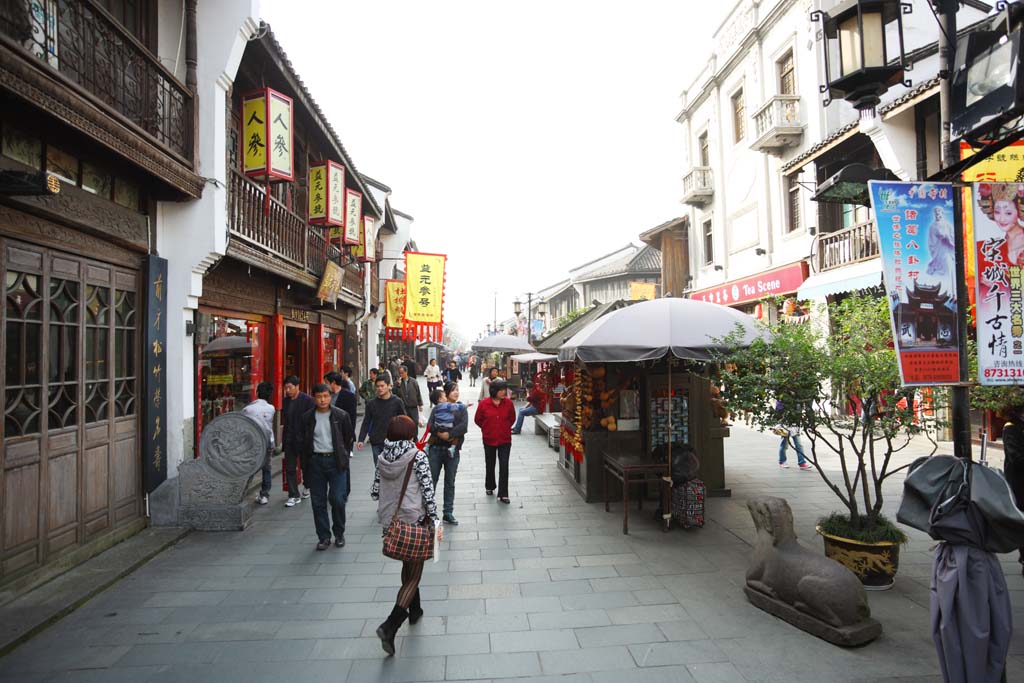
left=382, top=460, right=435, bottom=562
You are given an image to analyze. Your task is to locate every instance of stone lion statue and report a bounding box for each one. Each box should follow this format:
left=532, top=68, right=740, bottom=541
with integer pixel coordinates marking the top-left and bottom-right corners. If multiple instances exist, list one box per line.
left=746, top=497, right=870, bottom=628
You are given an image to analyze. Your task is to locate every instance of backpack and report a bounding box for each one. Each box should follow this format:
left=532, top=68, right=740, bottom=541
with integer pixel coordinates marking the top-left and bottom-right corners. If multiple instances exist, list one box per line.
left=672, top=479, right=706, bottom=529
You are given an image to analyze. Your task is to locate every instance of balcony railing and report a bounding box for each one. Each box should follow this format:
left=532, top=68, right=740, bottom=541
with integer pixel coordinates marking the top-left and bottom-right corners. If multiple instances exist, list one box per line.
left=751, top=95, right=803, bottom=154
left=816, top=220, right=879, bottom=272
left=681, top=166, right=713, bottom=206
left=229, top=170, right=352, bottom=285
left=0, top=0, right=194, bottom=163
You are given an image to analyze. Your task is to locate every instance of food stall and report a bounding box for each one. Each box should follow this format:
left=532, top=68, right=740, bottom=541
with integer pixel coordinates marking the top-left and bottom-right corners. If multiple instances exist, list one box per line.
left=556, top=298, right=764, bottom=507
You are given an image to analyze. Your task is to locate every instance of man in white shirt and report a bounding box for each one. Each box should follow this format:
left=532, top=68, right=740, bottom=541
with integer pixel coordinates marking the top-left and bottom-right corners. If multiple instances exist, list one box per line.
left=242, top=382, right=277, bottom=505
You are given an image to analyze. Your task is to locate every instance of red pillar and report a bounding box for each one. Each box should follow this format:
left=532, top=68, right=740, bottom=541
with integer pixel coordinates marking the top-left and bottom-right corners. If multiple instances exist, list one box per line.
left=272, top=314, right=285, bottom=407
left=311, top=323, right=325, bottom=383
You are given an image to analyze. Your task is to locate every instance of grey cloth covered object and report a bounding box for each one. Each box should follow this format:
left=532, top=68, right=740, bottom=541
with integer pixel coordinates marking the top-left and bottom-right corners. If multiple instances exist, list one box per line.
left=930, top=543, right=1011, bottom=683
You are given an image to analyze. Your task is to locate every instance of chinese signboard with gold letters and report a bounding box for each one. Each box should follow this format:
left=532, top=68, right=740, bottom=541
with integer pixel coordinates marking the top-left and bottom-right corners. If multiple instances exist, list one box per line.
left=241, top=88, right=294, bottom=181
left=385, top=279, right=407, bottom=341
left=143, top=256, right=168, bottom=493
left=316, top=260, right=343, bottom=301
left=403, top=252, right=447, bottom=341
left=629, top=282, right=657, bottom=301
left=308, top=160, right=344, bottom=226
left=344, top=189, right=362, bottom=245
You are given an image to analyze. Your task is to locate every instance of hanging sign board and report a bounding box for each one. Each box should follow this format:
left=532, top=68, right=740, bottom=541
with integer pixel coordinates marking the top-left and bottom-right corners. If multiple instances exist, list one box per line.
left=344, top=189, right=362, bottom=245
left=308, top=160, right=344, bottom=226
left=971, top=182, right=1024, bottom=384
left=868, top=180, right=960, bottom=385
left=385, top=279, right=407, bottom=341
left=143, top=256, right=168, bottom=493
left=241, top=88, right=294, bottom=181
left=404, top=252, right=447, bottom=341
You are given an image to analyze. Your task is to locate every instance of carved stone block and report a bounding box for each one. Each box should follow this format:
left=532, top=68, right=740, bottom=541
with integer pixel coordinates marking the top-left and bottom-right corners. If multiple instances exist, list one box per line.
left=745, top=496, right=882, bottom=647
left=156, top=413, right=267, bottom=531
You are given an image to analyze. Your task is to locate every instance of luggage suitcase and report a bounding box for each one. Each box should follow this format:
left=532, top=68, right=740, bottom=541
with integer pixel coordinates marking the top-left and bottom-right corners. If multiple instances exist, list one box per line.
left=672, top=479, right=705, bottom=528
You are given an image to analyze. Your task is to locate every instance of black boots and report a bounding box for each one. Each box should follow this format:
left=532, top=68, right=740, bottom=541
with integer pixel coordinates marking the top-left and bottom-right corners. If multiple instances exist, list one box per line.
left=376, top=605, right=408, bottom=656
left=408, top=589, right=423, bottom=625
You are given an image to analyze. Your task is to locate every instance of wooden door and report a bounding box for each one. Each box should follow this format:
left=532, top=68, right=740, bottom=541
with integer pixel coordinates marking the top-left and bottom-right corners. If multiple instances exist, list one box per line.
left=1, top=238, right=141, bottom=586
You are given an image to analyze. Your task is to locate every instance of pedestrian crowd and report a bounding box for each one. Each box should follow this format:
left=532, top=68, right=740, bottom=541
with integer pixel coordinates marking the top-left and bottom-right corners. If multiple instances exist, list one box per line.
left=240, top=358, right=537, bottom=656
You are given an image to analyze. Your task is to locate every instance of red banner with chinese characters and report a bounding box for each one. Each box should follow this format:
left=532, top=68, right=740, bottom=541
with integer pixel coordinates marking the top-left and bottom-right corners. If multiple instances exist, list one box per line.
left=688, top=262, right=808, bottom=307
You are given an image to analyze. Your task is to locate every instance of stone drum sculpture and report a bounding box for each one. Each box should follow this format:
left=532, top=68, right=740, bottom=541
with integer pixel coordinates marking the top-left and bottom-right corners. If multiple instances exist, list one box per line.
left=745, top=496, right=881, bottom=646
left=177, top=412, right=268, bottom=530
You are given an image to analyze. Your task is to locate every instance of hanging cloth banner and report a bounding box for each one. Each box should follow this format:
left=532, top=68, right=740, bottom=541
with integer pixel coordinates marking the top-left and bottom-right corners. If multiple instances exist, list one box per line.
left=971, top=182, right=1024, bottom=384
left=403, top=252, right=447, bottom=342
left=385, top=279, right=406, bottom=341
left=868, top=180, right=960, bottom=386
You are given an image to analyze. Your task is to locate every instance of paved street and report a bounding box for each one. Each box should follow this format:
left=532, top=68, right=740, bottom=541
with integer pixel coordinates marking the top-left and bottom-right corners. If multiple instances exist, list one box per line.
left=1, top=386, right=1022, bottom=682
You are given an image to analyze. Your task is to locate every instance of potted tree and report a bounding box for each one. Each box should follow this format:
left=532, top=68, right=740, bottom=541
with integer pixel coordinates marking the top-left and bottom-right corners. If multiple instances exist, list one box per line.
left=715, top=294, right=938, bottom=590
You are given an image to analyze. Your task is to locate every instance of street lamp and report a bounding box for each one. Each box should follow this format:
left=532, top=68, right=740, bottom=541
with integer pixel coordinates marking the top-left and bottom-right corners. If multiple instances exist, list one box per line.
left=811, top=0, right=912, bottom=112
left=513, top=299, right=522, bottom=316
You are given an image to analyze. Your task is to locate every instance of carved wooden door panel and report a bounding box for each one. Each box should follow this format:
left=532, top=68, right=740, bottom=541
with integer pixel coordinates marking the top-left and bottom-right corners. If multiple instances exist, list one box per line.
left=1, top=238, right=140, bottom=586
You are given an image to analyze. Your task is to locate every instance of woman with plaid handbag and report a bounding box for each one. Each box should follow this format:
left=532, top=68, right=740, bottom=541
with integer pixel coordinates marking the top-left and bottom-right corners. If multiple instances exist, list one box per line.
left=371, top=415, right=441, bottom=655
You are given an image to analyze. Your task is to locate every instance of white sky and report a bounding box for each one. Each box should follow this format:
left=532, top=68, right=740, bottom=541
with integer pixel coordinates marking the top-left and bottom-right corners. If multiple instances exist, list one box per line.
left=260, top=0, right=729, bottom=342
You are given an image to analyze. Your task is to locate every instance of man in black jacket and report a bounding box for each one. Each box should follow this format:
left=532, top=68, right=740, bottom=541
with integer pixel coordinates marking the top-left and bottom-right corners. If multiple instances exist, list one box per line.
left=394, top=364, right=423, bottom=424
left=302, top=383, right=355, bottom=550
left=1003, top=406, right=1024, bottom=574
left=357, top=376, right=407, bottom=465
left=325, top=371, right=358, bottom=428
left=282, top=376, right=315, bottom=508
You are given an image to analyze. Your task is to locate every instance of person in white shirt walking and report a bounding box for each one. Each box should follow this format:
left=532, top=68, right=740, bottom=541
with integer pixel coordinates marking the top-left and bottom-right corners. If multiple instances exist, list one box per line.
left=242, top=382, right=277, bottom=505
left=424, top=358, right=443, bottom=398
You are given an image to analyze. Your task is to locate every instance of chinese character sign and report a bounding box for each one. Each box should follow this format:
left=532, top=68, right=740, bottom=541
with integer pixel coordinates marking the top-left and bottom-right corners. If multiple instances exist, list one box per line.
left=344, top=189, right=362, bottom=245
left=352, top=215, right=376, bottom=262
left=241, top=88, right=294, bottom=181
left=143, top=256, right=168, bottom=493
left=316, top=260, right=343, bottom=301
left=308, top=160, right=344, bottom=227
left=385, top=279, right=406, bottom=341
left=404, top=252, right=447, bottom=341
left=972, top=182, right=1024, bottom=384
left=868, top=181, right=960, bottom=385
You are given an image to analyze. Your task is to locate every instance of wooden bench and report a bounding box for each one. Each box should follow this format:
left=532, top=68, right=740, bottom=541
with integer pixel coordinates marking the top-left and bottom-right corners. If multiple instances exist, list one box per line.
left=534, top=413, right=560, bottom=449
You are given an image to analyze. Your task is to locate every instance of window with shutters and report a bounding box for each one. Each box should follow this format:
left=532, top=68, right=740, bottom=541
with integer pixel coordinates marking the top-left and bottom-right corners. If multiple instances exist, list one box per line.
left=778, top=51, right=796, bottom=95
left=703, top=219, right=714, bottom=265
left=732, top=89, right=746, bottom=143
left=697, top=132, right=709, bottom=167
left=786, top=176, right=801, bottom=233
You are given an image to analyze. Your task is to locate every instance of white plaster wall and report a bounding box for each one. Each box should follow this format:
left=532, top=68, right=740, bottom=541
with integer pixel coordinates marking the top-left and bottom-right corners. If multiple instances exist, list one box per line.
left=155, top=1, right=260, bottom=477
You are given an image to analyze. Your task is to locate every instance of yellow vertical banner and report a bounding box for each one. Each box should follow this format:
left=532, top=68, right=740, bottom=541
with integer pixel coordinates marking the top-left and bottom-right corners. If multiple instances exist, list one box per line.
left=385, top=280, right=406, bottom=340
left=404, top=252, right=446, bottom=341
left=242, top=91, right=268, bottom=175
left=308, top=164, right=327, bottom=221
left=241, top=88, right=293, bottom=182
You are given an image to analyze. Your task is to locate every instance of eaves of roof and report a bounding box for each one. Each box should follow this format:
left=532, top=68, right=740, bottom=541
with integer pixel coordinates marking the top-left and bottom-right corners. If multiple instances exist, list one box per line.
left=393, top=208, right=415, bottom=221
left=258, top=23, right=382, bottom=217
left=535, top=300, right=631, bottom=354
left=360, top=174, right=392, bottom=193
left=639, top=217, right=687, bottom=246
left=569, top=244, right=638, bottom=278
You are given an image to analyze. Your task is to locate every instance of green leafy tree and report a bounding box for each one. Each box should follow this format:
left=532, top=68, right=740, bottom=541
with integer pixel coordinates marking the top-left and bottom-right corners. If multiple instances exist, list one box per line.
left=714, top=294, right=940, bottom=542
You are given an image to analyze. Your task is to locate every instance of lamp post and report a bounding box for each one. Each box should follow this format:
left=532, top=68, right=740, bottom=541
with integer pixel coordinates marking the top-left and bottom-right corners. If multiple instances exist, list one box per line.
left=812, top=0, right=971, bottom=460
left=515, top=293, right=537, bottom=341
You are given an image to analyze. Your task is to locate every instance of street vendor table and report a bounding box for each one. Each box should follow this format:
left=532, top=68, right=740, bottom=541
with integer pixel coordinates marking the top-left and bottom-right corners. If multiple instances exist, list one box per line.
left=603, top=450, right=671, bottom=534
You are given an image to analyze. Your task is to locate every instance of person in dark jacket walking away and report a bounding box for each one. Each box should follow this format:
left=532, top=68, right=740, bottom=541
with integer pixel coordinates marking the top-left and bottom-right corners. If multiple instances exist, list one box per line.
left=395, top=364, right=423, bottom=424
left=282, top=376, right=315, bottom=507
left=301, top=384, right=355, bottom=550
left=1003, top=406, right=1024, bottom=574
left=372, top=415, right=441, bottom=655
left=474, top=380, right=516, bottom=503
left=358, top=376, right=408, bottom=465
left=242, top=381, right=276, bottom=505
left=326, top=371, right=358, bottom=429
left=443, top=360, right=463, bottom=386
left=469, top=357, right=479, bottom=387
left=427, top=382, right=469, bottom=525
left=511, top=381, right=546, bottom=435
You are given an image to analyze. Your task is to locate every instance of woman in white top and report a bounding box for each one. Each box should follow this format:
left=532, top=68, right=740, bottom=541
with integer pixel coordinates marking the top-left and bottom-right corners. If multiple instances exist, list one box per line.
left=479, top=366, right=499, bottom=401
left=424, top=358, right=443, bottom=400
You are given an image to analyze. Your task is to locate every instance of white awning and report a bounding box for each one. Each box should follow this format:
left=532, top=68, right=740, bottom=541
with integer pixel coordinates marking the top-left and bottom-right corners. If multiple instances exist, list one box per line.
left=797, top=259, right=883, bottom=300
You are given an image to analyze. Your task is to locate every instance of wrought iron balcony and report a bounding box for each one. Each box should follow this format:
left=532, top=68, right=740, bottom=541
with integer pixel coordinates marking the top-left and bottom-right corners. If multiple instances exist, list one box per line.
left=751, top=95, right=803, bottom=154
left=816, top=220, right=879, bottom=272
left=0, top=0, right=194, bottom=166
left=229, top=170, right=350, bottom=284
left=681, top=166, right=713, bottom=207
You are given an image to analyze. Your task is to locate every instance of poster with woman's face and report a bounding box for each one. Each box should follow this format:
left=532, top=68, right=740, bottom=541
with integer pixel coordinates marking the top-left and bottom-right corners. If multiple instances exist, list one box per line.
left=973, top=183, right=1024, bottom=384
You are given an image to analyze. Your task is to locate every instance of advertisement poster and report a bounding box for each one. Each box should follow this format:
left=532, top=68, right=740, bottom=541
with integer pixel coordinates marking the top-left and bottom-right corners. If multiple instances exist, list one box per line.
left=972, top=182, right=1024, bottom=384
left=868, top=181, right=959, bottom=385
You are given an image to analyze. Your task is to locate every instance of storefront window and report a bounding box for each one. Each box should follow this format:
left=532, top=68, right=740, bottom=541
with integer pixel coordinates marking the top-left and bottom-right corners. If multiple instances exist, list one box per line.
left=196, top=312, right=269, bottom=448
left=323, top=328, right=342, bottom=376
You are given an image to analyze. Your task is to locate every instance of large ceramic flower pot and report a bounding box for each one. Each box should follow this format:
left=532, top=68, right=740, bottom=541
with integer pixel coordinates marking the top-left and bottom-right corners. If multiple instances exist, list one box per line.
left=816, top=526, right=901, bottom=591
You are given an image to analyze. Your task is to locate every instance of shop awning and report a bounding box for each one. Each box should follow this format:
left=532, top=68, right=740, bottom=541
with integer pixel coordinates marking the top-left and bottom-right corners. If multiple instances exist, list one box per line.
left=797, top=258, right=883, bottom=300
left=510, top=352, right=558, bottom=363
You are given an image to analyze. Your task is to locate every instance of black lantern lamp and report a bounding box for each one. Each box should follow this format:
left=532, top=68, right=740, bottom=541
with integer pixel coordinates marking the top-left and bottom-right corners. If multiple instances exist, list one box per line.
left=811, top=0, right=912, bottom=112
left=951, top=2, right=1024, bottom=143
left=513, top=298, right=522, bottom=316
left=812, top=163, right=899, bottom=206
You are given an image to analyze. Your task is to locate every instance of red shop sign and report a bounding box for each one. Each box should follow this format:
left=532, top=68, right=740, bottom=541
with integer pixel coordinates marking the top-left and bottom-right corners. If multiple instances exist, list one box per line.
left=690, top=262, right=808, bottom=307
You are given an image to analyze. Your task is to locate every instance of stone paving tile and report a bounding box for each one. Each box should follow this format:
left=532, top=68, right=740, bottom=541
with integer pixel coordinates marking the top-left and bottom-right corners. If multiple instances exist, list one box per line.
left=4, top=397, right=1021, bottom=682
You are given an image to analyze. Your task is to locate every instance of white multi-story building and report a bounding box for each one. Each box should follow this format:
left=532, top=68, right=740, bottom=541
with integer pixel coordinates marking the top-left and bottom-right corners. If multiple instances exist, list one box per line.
left=672, top=0, right=989, bottom=316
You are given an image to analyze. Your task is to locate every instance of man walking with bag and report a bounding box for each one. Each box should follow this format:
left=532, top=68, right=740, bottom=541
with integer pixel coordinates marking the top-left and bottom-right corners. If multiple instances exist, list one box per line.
left=395, top=364, right=423, bottom=425
left=301, top=383, right=355, bottom=550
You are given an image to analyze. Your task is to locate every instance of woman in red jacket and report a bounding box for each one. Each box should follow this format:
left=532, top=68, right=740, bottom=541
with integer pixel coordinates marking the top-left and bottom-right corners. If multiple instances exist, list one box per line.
left=474, top=380, right=516, bottom=503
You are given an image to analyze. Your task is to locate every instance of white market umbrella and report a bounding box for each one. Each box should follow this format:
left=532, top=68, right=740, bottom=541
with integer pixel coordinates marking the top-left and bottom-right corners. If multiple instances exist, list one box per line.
left=509, top=352, right=558, bottom=363
left=472, top=334, right=536, bottom=354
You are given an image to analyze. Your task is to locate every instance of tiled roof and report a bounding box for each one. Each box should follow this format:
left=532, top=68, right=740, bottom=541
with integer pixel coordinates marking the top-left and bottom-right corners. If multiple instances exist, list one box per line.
left=259, top=23, right=382, bottom=216
left=536, top=300, right=632, bottom=354
left=576, top=245, right=660, bottom=282
left=639, top=217, right=687, bottom=245
left=781, top=78, right=940, bottom=174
